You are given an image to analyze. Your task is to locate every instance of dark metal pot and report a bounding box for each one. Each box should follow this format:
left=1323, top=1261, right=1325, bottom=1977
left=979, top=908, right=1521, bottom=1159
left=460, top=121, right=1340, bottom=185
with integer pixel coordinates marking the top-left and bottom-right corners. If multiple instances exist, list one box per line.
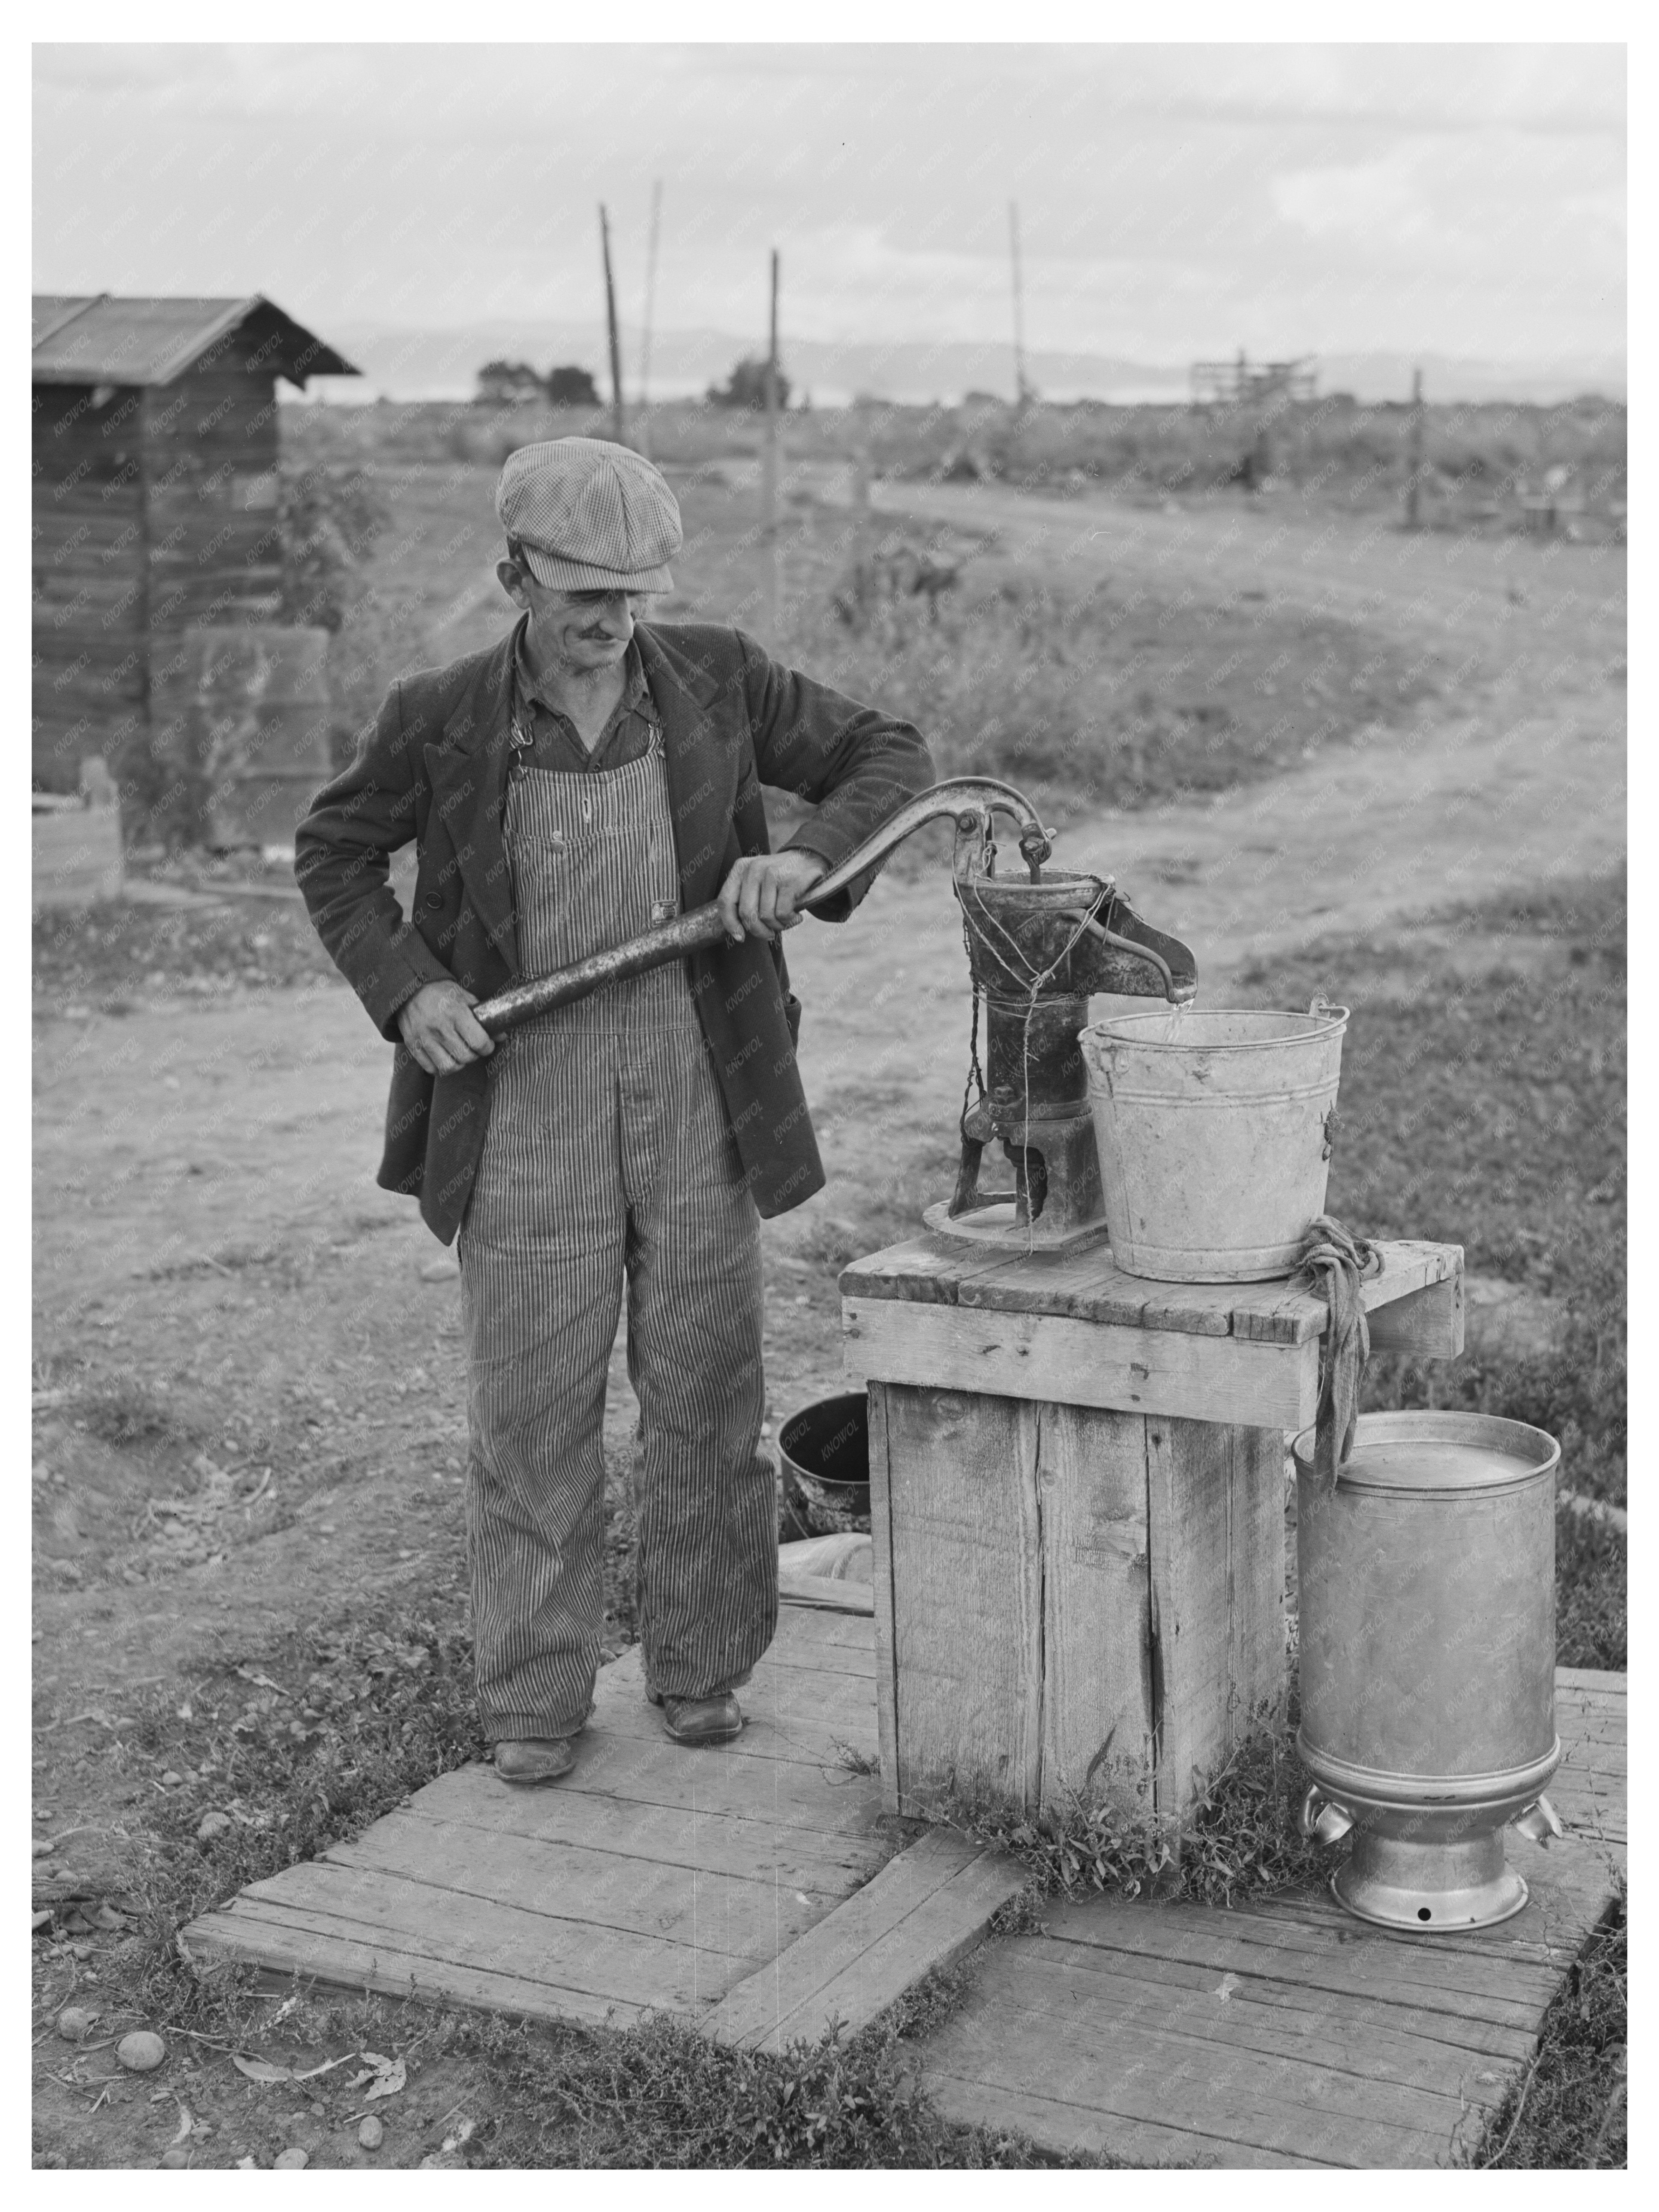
left=778, top=1392, right=871, bottom=1539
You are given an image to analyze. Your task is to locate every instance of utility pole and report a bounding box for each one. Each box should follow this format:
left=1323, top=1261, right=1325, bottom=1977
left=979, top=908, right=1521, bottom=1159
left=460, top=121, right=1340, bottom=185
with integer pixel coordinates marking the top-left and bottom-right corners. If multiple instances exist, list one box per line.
left=1405, top=365, right=1424, bottom=528
left=638, top=180, right=662, bottom=459
left=1009, top=200, right=1031, bottom=408
left=762, top=247, right=781, bottom=639
left=599, top=202, right=625, bottom=446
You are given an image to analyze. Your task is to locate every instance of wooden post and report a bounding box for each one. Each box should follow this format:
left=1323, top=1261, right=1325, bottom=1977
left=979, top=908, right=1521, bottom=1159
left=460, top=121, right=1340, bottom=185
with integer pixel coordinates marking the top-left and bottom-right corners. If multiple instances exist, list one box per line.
left=761, top=247, right=781, bottom=639
left=599, top=202, right=625, bottom=447
left=1009, top=200, right=1029, bottom=408
left=850, top=430, right=873, bottom=612
left=1405, top=365, right=1424, bottom=528
left=637, top=179, right=662, bottom=461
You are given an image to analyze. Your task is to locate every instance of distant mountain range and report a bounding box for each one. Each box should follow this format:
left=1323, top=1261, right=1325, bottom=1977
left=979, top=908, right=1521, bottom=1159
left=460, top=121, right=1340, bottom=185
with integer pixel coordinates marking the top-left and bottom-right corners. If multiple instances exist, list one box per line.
left=317, top=321, right=1625, bottom=408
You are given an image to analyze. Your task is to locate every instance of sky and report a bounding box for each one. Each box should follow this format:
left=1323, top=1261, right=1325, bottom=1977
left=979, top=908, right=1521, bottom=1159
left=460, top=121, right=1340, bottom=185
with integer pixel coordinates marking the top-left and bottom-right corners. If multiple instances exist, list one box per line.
left=33, top=43, right=1626, bottom=391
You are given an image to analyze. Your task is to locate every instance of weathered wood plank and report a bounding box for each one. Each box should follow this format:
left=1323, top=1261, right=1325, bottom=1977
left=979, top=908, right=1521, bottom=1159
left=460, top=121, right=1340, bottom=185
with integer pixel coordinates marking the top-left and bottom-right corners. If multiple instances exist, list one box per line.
left=1014, top=1928, right=1537, bottom=2063
left=754, top=1638, right=880, bottom=1682
left=866, top=1384, right=901, bottom=1818
left=959, top=1245, right=1159, bottom=1330
left=183, top=1905, right=656, bottom=2031
left=957, top=1940, right=1518, bottom=2112
left=1555, top=1735, right=1628, bottom=1776
left=1227, top=1241, right=1462, bottom=1345
left=588, top=1651, right=875, bottom=1767
left=838, top=1233, right=1019, bottom=1306
left=924, top=2070, right=1334, bottom=2169
left=407, top=1770, right=890, bottom=1886
left=881, top=1386, right=1043, bottom=1817
left=922, top=1991, right=1469, bottom=2166
left=1556, top=1668, right=1625, bottom=1695
left=1365, top=1272, right=1465, bottom=1356
left=705, top=1827, right=1025, bottom=2052
left=229, top=1861, right=751, bottom=2011
left=843, top=1233, right=1462, bottom=1349
left=777, top=1571, right=874, bottom=1614
left=1040, top=1901, right=1569, bottom=2025
left=435, top=1726, right=886, bottom=1838
left=1147, top=1420, right=1286, bottom=1822
left=1036, top=1403, right=1156, bottom=1811
left=772, top=1599, right=879, bottom=1647
left=320, top=1812, right=845, bottom=1964
left=843, top=1297, right=1321, bottom=1430
left=588, top=1698, right=877, bottom=1773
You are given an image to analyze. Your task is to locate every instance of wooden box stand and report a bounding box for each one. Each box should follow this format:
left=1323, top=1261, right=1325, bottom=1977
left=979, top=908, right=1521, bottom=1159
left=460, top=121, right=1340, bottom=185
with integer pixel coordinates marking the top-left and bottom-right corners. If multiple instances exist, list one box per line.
left=839, top=1234, right=1464, bottom=1826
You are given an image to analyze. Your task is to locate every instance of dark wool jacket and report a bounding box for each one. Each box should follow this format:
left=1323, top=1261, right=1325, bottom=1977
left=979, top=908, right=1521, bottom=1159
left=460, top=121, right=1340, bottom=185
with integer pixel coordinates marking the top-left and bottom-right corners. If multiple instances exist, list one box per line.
left=293, top=619, right=934, bottom=1244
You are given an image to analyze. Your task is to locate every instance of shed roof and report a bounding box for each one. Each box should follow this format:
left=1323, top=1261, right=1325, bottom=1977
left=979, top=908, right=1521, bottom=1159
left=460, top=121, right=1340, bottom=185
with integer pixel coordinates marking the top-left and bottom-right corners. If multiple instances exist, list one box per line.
left=31, top=294, right=359, bottom=387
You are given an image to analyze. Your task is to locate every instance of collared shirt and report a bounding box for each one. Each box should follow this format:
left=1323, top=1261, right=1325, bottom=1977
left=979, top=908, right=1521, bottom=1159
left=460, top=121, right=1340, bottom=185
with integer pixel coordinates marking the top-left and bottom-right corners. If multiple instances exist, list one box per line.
left=509, top=618, right=839, bottom=876
left=510, top=626, right=660, bottom=774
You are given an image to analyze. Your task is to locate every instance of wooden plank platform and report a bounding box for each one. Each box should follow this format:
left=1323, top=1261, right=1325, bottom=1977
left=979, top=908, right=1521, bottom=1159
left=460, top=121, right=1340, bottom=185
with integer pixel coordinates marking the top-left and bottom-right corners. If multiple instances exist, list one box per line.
left=919, top=1670, right=1627, bottom=2169
left=181, top=1595, right=1012, bottom=2045
left=840, top=1235, right=1461, bottom=1430
left=841, top=1234, right=1462, bottom=1346
left=182, top=1596, right=1623, bottom=2168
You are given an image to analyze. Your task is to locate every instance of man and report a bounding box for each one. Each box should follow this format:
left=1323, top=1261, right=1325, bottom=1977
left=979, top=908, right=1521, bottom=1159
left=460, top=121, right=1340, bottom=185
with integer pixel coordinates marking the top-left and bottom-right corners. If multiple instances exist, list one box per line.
left=295, top=438, right=931, bottom=1784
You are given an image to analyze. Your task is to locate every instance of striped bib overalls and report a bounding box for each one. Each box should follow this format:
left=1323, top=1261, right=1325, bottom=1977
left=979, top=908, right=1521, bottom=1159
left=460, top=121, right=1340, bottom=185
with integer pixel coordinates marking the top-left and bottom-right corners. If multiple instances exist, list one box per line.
left=457, top=723, right=778, bottom=1739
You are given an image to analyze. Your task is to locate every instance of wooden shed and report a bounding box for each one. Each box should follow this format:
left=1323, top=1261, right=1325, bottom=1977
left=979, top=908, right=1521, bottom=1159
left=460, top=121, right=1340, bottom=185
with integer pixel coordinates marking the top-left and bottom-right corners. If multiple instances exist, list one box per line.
left=31, top=295, right=358, bottom=820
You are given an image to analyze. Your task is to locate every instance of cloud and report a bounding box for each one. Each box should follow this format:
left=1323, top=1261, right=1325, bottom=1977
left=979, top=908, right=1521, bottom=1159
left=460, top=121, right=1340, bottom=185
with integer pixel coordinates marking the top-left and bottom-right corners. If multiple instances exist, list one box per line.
left=1271, top=148, right=1434, bottom=246
left=32, top=44, right=1627, bottom=369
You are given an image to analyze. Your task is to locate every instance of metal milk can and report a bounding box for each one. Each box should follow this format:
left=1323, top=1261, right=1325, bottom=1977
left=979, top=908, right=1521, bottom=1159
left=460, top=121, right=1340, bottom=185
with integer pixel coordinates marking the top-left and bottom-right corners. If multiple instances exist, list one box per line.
left=1293, top=1410, right=1563, bottom=1931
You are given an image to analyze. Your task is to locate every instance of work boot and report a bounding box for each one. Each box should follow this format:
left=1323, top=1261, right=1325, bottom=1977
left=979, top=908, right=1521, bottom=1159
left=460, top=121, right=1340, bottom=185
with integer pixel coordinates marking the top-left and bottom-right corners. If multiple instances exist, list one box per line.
left=492, top=1736, right=578, bottom=1785
left=646, top=1684, right=744, bottom=1746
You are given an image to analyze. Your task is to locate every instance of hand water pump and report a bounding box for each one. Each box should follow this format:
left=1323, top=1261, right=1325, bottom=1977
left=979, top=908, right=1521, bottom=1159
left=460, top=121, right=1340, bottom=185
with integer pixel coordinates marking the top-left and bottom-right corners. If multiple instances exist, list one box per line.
left=474, top=776, right=1197, bottom=1250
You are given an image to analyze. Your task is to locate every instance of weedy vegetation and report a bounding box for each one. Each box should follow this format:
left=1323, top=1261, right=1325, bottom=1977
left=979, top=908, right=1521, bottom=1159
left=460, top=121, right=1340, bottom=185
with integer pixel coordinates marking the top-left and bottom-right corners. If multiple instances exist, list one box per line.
left=1462, top=1896, right=1627, bottom=2169
left=943, top=1712, right=1325, bottom=1912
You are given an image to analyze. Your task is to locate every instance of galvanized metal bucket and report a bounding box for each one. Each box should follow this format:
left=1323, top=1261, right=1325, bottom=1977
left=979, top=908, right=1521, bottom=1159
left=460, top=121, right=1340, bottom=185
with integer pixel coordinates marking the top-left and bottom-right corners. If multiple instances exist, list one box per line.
left=1080, top=1006, right=1347, bottom=1281
left=1293, top=1410, right=1562, bottom=1931
left=777, top=1392, right=871, bottom=1540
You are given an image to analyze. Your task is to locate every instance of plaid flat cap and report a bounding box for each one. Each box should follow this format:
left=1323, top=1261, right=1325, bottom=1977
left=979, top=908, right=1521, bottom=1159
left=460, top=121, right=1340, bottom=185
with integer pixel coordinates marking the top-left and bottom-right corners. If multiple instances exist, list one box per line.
left=496, top=437, right=681, bottom=592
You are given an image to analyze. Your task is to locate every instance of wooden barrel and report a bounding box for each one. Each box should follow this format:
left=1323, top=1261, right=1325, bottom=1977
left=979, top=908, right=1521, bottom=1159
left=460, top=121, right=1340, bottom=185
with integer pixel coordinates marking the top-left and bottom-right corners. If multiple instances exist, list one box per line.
left=167, top=624, right=333, bottom=850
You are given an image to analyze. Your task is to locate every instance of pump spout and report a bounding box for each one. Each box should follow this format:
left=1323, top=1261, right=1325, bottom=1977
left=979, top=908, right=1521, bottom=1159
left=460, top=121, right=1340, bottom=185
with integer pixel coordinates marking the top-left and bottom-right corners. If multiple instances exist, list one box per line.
left=1072, top=894, right=1199, bottom=1006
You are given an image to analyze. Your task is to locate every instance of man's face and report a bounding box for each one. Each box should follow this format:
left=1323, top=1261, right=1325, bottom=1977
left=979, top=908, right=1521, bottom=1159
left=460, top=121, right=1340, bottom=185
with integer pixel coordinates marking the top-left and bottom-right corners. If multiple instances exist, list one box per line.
left=499, top=555, right=644, bottom=675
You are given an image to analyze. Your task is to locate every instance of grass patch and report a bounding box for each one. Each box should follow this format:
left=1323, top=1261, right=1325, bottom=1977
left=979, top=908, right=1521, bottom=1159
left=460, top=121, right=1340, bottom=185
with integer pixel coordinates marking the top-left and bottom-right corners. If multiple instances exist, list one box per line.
left=1462, top=1896, right=1627, bottom=2169
left=71, top=1373, right=200, bottom=1452
left=944, top=1714, right=1326, bottom=1912
left=32, top=897, right=335, bottom=1011
left=463, top=2007, right=1103, bottom=2169
left=114, top=1601, right=484, bottom=1971
left=286, top=395, right=1627, bottom=530
left=782, top=572, right=1445, bottom=825
left=256, top=430, right=1458, bottom=835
